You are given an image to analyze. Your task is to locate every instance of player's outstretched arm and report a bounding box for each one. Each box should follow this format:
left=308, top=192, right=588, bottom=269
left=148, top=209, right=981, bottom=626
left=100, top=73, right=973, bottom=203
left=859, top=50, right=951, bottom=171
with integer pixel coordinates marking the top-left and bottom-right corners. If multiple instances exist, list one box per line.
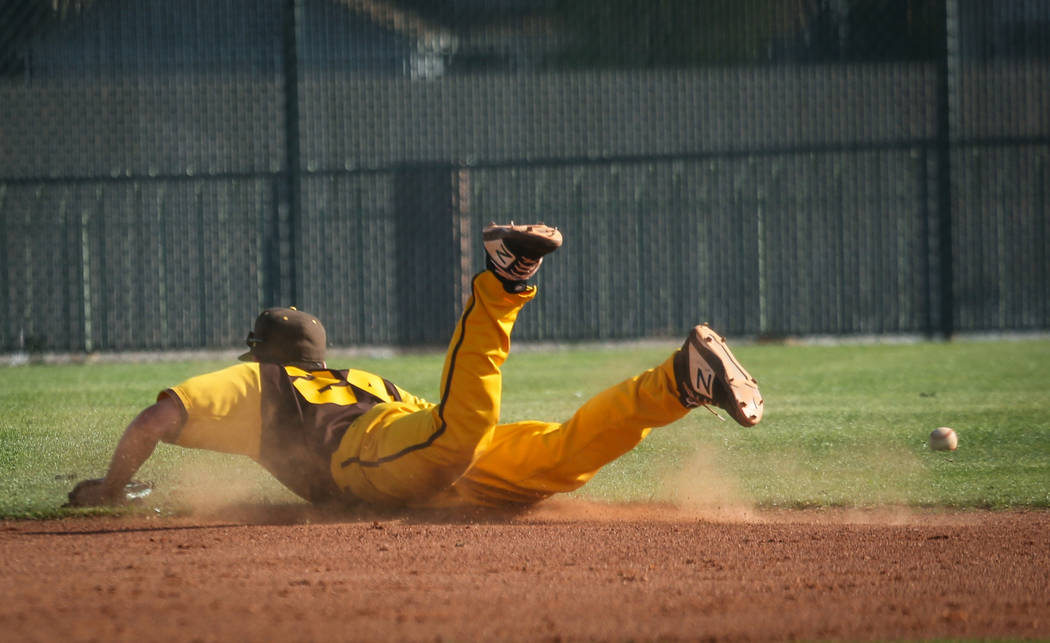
left=68, top=395, right=184, bottom=506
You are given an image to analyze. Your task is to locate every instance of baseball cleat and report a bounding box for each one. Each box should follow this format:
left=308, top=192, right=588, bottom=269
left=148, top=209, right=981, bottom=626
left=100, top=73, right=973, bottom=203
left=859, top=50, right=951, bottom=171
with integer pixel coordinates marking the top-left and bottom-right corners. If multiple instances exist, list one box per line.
left=673, top=324, right=764, bottom=427
left=483, top=222, right=562, bottom=289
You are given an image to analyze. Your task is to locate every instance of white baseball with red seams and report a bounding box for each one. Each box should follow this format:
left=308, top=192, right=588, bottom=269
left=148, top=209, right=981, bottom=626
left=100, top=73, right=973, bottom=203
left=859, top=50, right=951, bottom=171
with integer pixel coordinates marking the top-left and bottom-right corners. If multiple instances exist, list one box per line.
left=929, top=426, right=958, bottom=451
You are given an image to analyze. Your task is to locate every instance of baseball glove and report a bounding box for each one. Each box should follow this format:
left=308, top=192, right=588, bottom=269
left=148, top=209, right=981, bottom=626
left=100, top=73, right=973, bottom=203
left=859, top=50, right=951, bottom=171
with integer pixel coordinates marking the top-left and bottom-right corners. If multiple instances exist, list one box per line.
left=64, top=478, right=154, bottom=508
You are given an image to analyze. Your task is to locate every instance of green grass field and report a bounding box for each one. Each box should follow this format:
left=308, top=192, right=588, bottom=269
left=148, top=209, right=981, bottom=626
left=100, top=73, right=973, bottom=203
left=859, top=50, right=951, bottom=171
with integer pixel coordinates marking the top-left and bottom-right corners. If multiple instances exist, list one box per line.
left=2, top=338, right=1048, bottom=519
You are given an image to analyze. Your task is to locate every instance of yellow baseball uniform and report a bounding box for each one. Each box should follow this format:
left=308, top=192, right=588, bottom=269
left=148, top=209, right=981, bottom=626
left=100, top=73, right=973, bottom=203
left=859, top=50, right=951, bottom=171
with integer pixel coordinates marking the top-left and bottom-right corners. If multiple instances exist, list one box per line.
left=163, top=271, right=691, bottom=509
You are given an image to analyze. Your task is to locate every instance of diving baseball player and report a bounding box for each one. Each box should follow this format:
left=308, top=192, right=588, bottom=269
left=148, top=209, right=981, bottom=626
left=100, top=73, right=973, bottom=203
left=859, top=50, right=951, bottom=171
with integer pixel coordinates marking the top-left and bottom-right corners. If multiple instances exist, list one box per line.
left=67, top=223, right=764, bottom=509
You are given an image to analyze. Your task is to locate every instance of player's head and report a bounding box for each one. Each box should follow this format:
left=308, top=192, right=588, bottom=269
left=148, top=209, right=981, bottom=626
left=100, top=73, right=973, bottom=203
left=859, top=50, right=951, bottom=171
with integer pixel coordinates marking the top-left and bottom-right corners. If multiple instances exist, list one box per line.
left=239, top=307, right=327, bottom=370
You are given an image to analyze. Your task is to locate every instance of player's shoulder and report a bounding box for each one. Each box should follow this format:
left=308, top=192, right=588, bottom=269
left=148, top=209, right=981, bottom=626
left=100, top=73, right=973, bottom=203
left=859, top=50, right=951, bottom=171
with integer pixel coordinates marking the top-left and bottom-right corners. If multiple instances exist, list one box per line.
left=181, top=361, right=261, bottom=383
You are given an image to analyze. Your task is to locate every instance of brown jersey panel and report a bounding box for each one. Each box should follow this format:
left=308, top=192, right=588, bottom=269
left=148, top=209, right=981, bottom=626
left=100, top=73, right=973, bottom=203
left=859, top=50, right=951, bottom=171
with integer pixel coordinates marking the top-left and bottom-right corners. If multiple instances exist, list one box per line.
left=257, top=364, right=401, bottom=502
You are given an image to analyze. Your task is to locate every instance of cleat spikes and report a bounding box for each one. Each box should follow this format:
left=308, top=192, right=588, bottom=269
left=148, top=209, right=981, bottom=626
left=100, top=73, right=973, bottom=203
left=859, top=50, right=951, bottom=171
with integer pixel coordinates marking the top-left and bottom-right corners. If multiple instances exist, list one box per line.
left=483, top=222, right=563, bottom=292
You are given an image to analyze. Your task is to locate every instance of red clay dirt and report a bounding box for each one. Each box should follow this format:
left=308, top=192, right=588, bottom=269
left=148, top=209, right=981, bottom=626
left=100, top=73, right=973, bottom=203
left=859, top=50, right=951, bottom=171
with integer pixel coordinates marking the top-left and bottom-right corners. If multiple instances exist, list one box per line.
left=2, top=501, right=1048, bottom=642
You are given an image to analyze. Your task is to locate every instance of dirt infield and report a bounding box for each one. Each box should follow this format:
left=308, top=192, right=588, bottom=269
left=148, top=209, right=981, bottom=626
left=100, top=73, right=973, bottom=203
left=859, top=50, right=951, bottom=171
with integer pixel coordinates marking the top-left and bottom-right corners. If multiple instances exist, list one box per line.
left=3, top=502, right=1048, bottom=642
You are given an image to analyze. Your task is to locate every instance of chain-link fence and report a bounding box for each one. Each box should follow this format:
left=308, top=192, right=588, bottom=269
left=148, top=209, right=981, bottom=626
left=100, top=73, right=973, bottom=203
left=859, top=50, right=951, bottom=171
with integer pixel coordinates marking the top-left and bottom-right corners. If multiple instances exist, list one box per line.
left=2, top=0, right=1048, bottom=353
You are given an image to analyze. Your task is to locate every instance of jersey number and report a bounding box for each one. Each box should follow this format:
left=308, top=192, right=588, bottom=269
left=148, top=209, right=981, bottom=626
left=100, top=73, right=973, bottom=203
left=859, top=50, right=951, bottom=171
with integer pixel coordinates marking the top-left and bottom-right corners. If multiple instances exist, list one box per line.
left=286, top=368, right=358, bottom=407
left=285, top=367, right=395, bottom=407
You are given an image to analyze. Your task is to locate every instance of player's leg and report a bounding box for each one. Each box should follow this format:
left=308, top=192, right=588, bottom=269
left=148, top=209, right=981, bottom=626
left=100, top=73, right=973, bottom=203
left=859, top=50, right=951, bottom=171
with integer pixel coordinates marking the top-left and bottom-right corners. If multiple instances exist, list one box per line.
left=331, top=224, right=563, bottom=507
left=446, top=325, right=763, bottom=507
left=447, top=354, right=681, bottom=506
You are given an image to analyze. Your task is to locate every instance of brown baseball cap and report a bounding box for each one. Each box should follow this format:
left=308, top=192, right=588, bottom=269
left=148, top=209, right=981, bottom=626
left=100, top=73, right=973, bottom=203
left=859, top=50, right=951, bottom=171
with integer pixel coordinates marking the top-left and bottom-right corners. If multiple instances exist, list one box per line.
left=238, top=307, right=327, bottom=369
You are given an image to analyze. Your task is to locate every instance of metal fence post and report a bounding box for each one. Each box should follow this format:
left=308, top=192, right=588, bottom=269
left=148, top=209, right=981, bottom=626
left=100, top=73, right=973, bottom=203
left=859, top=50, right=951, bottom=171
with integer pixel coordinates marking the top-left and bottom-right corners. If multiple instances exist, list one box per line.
left=936, top=0, right=960, bottom=339
left=281, top=0, right=302, bottom=307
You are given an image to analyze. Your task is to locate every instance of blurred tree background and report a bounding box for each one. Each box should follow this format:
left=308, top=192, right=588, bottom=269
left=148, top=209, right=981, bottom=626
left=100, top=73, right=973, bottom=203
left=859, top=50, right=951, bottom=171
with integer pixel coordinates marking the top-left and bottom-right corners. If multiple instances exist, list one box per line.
left=1, top=0, right=1048, bottom=353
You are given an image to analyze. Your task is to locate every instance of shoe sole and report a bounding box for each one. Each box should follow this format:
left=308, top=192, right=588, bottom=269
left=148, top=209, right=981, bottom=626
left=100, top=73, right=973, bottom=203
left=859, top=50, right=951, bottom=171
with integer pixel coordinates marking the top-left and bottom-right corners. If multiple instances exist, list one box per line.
left=482, top=223, right=563, bottom=257
left=687, top=324, right=764, bottom=426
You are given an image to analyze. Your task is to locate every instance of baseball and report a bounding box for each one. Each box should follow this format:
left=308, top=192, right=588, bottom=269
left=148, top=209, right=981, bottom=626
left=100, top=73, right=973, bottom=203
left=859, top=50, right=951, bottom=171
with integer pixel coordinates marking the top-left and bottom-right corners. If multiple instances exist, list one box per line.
left=929, top=426, right=958, bottom=451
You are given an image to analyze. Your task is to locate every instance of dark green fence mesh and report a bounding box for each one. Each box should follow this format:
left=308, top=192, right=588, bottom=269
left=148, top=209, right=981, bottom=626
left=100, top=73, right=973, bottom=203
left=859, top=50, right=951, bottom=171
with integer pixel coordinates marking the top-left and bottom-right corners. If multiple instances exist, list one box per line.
left=1, top=0, right=1048, bottom=353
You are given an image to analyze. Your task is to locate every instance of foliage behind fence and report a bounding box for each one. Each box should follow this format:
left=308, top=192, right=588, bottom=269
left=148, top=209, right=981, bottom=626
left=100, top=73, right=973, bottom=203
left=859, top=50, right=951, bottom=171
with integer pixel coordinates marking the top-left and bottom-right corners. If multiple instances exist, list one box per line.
left=1, top=0, right=1048, bottom=352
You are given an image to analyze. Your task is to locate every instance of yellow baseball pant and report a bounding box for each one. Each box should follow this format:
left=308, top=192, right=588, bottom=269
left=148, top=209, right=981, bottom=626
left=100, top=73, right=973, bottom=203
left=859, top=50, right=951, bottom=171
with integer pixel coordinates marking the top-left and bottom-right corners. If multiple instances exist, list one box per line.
left=330, top=271, right=690, bottom=508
